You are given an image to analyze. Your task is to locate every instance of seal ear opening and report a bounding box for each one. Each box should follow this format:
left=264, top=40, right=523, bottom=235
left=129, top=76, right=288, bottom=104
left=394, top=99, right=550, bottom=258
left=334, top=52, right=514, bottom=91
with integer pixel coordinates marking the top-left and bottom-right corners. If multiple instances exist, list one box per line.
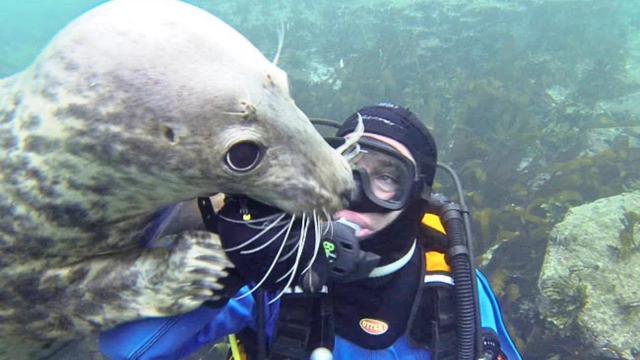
left=225, top=141, right=263, bottom=172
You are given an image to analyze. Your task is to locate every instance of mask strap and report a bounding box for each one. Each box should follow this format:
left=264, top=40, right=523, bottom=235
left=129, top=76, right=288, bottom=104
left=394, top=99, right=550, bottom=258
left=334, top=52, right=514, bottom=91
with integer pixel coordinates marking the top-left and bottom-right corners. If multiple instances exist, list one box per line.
left=197, top=196, right=219, bottom=233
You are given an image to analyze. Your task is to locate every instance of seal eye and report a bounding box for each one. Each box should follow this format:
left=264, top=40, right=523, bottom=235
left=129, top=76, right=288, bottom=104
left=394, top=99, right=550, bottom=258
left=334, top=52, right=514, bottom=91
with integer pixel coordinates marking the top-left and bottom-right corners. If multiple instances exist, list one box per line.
left=225, top=141, right=262, bottom=172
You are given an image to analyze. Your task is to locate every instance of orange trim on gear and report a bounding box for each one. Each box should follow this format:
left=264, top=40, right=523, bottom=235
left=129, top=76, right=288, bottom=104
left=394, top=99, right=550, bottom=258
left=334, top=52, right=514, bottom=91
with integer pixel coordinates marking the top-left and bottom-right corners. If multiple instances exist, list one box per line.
left=425, top=251, right=451, bottom=273
left=422, top=213, right=446, bottom=234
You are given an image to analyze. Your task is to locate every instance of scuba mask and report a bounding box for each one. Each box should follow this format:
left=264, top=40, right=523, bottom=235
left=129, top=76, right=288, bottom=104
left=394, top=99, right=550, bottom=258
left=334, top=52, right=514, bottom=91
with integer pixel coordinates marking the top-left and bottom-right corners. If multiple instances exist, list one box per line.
left=327, top=136, right=423, bottom=213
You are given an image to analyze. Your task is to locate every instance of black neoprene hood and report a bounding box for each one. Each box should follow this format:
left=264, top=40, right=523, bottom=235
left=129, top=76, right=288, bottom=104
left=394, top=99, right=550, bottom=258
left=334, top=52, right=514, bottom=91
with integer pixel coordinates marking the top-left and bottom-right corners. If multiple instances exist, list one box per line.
left=337, top=103, right=438, bottom=188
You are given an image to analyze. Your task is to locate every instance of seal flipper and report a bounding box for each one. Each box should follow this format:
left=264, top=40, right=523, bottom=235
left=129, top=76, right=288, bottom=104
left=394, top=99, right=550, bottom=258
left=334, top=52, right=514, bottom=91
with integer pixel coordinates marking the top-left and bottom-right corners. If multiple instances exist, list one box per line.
left=34, top=231, right=233, bottom=334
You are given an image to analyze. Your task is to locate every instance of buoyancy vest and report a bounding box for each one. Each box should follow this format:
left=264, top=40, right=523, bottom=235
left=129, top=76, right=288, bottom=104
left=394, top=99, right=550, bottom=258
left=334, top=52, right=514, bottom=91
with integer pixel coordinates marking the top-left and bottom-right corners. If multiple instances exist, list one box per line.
left=253, top=214, right=429, bottom=359
left=264, top=213, right=514, bottom=360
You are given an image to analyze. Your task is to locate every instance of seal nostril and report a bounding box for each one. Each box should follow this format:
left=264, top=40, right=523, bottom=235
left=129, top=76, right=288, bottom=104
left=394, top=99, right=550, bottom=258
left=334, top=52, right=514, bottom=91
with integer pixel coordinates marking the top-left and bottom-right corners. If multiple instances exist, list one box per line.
left=161, top=125, right=175, bottom=144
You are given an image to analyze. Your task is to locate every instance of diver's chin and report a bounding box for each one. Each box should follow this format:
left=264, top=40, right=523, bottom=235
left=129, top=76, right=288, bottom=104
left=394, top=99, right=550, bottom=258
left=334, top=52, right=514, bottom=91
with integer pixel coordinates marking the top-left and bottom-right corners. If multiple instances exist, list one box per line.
left=356, top=228, right=374, bottom=239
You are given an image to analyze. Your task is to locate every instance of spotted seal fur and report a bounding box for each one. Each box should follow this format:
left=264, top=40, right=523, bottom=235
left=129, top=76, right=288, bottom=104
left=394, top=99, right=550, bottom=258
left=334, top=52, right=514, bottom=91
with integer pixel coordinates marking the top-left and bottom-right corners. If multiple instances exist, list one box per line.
left=0, top=0, right=353, bottom=357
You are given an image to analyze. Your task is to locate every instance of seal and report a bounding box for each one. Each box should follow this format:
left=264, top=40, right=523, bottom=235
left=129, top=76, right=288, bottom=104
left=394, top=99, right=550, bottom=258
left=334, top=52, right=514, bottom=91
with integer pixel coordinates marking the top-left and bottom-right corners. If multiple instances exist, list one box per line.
left=0, top=0, right=353, bottom=357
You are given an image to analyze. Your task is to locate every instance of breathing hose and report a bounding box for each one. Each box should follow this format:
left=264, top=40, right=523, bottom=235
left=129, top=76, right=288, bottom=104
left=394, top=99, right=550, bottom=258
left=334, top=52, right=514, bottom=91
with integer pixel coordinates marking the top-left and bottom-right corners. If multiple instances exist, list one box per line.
left=434, top=163, right=483, bottom=360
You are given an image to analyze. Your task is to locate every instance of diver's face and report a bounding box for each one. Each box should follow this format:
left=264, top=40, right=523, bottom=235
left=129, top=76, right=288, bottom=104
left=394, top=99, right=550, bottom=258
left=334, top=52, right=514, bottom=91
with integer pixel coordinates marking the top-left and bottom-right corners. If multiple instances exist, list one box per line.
left=334, top=133, right=416, bottom=239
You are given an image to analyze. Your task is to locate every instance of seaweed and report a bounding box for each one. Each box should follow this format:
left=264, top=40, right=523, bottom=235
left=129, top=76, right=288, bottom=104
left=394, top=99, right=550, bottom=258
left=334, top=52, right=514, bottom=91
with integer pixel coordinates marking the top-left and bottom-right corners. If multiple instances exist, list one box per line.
left=619, top=211, right=640, bottom=261
left=541, top=275, right=589, bottom=333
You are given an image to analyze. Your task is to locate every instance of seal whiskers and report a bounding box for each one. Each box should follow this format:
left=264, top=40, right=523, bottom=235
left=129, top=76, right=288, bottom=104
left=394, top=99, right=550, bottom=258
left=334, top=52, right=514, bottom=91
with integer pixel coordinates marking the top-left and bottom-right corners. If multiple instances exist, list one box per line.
left=222, top=212, right=288, bottom=252
left=233, top=215, right=296, bottom=301
left=300, top=210, right=322, bottom=276
left=225, top=207, right=329, bottom=300
left=272, top=214, right=311, bottom=303
left=335, top=113, right=365, bottom=158
left=272, top=21, right=286, bottom=65
left=239, top=218, right=291, bottom=254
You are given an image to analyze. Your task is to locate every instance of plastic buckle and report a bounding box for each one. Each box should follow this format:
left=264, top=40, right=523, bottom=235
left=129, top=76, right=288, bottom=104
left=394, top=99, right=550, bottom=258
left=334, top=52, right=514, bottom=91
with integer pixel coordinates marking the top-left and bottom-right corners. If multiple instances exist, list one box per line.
left=270, top=322, right=311, bottom=359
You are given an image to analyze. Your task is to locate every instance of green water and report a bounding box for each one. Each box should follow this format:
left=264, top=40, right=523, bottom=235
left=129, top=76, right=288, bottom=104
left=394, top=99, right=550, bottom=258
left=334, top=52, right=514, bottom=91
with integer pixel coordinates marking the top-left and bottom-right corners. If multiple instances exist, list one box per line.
left=0, top=1, right=103, bottom=76
left=2, top=1, right=640, bottom=359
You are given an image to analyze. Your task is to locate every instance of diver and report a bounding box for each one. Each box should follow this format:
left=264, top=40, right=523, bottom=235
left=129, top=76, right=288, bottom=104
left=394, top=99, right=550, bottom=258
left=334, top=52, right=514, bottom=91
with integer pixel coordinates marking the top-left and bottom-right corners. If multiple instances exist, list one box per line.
left=100, top=103, right=522, bottom=360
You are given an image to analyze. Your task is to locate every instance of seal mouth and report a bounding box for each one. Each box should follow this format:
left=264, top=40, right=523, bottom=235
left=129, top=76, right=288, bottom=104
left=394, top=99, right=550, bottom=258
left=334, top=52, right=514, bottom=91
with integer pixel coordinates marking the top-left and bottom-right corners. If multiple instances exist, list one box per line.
left=284, top=183, right=349, bottom=215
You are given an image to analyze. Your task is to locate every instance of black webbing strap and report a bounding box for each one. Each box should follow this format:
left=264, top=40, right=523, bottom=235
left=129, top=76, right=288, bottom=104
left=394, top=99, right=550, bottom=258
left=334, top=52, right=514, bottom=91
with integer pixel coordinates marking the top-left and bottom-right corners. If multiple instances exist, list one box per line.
left=269, top=296, right=314, bottom=359
left=317, top=294, right=335, bottom=352
left=197, top=196, right=219, bottom=232
left=431, top=287, right=458, bottom=360
left=257, top=289, right=267, bottom=360
left=269, top=294, right=334, bottom=360
left=407, top=251, right=457, bottom=360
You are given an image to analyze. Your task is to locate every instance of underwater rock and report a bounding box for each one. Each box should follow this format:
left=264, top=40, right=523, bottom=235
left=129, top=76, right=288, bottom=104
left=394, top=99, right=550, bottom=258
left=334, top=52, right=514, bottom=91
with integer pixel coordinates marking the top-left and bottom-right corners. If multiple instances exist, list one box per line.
left=538, top=191, right=640, bottom=359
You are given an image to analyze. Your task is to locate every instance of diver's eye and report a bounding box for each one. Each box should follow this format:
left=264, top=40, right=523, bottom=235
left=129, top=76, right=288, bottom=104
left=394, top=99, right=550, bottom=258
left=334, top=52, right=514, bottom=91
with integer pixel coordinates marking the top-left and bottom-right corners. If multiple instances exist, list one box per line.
left=225, top=141, right=262, bottom=172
